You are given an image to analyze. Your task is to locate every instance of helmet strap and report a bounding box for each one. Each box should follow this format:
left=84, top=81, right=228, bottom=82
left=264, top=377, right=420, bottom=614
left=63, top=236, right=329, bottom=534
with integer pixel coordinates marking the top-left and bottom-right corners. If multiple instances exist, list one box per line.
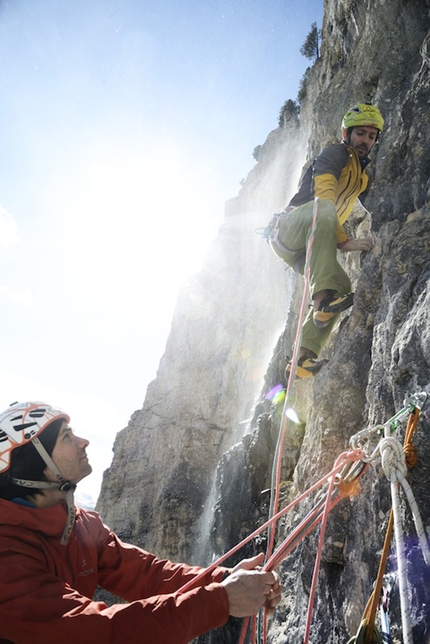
left=11, top=436, right=76, bottom=545
left=344, top=127, right=353, bottom=144
left=31, top=437, right=72, bottom=488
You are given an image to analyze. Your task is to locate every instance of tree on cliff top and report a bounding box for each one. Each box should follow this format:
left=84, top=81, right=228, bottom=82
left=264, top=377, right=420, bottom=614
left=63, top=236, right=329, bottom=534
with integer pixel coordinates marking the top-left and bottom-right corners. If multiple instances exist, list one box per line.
left=300, top=22, right=321, bottom=60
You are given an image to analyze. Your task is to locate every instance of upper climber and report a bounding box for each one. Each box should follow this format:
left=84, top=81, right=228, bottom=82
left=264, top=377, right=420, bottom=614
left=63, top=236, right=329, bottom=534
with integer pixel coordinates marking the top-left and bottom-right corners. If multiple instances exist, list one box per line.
left=267, top=102, right=384, bottom=378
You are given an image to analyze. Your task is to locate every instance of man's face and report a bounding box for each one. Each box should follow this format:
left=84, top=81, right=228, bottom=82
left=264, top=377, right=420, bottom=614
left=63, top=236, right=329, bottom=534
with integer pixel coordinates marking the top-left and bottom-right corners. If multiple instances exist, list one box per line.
left=46, top=420, right=92, bottom=484
left=348, top=125, right=379, bottom=158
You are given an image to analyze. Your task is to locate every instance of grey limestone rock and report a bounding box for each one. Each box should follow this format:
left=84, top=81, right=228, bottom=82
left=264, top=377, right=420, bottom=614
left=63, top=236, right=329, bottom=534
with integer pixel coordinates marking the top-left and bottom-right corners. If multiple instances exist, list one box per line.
left=97, top=0, right=430, bottom=640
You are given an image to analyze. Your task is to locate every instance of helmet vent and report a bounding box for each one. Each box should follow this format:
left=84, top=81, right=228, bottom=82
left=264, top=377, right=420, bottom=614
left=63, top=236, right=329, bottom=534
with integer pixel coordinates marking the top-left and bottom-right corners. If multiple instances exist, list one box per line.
left=16, top=422, right=38, bottom=433
left=29, top=409, right=48, bottom=418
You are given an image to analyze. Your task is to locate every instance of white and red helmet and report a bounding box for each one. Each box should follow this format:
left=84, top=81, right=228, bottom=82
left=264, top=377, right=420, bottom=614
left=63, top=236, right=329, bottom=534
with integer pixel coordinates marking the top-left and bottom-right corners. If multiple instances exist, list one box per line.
left=0, top=401, right=70, bottom=473
left=0, top=401, right=76, bottom=545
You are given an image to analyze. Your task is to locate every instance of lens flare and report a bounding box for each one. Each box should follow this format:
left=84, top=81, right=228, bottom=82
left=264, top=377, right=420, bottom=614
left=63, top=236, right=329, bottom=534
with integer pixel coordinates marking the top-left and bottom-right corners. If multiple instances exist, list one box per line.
left=265, top=384, right=286, bottom=406
left=285, top=407, right=300, bottom=424
left=265, top=384, right=283, bottom=400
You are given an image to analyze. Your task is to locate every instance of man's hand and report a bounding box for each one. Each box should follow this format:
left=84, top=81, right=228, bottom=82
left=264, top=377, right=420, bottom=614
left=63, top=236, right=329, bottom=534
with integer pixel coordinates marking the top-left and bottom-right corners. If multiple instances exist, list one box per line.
left=341, top=235, right=374, bottom=252
left=222, top=554, right=281, bottom=617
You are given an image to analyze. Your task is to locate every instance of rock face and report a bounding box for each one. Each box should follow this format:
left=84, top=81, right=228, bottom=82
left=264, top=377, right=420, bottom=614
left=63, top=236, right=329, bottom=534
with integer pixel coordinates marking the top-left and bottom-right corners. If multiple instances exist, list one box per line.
left=97, top=0, right=430, bottom=641
left=96, top=119, right=302, bottom=561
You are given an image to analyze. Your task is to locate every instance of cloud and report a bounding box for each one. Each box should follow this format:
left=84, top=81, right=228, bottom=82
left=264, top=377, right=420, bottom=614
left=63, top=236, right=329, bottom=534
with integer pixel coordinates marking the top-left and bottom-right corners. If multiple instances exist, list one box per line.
left=0, top=205, right=18, bottom=249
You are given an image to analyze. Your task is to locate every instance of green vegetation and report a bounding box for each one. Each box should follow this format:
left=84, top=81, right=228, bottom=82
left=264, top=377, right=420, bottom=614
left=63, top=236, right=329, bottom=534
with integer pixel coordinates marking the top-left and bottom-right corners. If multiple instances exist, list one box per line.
left=297, top=67, right=311, bottom=103
left=253, top=22, right=321, bottom=159
left=278, top=99, right=299, bottom=127
left=252, top=145, right=262, bottom=161
left=300, top=22, right=321, bottom=60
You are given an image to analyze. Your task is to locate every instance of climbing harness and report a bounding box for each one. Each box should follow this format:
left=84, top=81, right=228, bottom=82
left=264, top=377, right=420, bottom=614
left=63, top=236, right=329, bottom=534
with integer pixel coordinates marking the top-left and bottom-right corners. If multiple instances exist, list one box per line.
left=263, top=207, right=306, bottom=274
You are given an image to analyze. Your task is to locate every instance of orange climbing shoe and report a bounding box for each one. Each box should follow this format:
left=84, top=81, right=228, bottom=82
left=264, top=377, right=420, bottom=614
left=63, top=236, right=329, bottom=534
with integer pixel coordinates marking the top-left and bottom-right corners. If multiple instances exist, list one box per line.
left=285, top=356, right=329, bottom=380
left=313, top=292, right=354, bottom=328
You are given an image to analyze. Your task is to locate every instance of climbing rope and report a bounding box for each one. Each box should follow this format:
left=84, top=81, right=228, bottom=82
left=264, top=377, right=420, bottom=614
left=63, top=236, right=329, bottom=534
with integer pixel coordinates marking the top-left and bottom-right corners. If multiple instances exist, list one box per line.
left=256, top=195, right=319, bottom=644
left=248, top=196, right=429, bottom=642
left=266, top=196, right=321, bottom=562
left=302, top=452, right=360, bottom=644
left=348, top=399, right=429, bottom=644
left=242, top=197, right=322, bottom=644
left=241, top=449, right=366, bottom=644
left=175, top=393, right=428, bottom=644
left=264, top=394, right=427, bottom=644
left=379, top=430, right=430, bottom=643
left=176, top=446, right=366, bottom=597
left=244, top=202, right=429, bottom=641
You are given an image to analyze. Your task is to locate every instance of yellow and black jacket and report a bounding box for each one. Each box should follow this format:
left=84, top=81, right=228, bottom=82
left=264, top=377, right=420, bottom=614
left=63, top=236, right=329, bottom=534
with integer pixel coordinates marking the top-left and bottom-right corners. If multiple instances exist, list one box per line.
left=288, top=143, right=371, bottom=245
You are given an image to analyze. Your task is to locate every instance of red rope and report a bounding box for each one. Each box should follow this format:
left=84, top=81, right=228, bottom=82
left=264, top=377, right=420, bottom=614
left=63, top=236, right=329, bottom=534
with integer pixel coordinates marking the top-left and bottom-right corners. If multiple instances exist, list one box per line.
left=303, top=453, right=347, bottom=643
left=266, top=198, right=321, bottom=564
left=239, top=199, right=323, bottom=643
left=177, top=448, right=364, bottom=598
left=240, top=453, right=366, bottom=642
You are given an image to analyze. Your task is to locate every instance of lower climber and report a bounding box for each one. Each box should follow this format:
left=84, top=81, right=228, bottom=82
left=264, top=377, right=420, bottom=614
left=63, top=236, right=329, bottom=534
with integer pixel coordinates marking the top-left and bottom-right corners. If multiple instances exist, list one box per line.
left=0, top=401, right=281, bottom=644
left=267, top=102, right=384, bottom=378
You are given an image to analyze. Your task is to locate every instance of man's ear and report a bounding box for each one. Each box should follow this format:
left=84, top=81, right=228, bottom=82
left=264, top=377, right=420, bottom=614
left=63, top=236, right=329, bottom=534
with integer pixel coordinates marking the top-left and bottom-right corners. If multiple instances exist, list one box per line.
left=341, top=127, right=349, bottom=143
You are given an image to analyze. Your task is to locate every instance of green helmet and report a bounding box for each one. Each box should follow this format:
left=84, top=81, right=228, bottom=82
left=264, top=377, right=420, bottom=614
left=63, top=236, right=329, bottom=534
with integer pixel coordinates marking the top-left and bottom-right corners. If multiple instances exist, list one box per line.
left=342, top=103, right=384, bottom=132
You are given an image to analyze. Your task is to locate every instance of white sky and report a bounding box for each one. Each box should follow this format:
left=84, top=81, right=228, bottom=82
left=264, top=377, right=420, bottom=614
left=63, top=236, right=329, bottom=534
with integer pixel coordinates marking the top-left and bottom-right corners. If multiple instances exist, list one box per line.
left=0, top=0, right=323, bottom=503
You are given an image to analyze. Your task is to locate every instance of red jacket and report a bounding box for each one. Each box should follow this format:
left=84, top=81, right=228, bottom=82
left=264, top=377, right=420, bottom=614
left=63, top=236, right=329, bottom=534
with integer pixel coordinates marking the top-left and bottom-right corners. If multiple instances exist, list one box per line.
left=0, top=498, right=230, bottom=644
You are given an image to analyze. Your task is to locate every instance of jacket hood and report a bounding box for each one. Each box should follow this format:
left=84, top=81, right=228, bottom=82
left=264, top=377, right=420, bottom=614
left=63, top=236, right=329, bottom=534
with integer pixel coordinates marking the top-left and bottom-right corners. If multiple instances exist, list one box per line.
left=0, top=497, right=78, bottom=539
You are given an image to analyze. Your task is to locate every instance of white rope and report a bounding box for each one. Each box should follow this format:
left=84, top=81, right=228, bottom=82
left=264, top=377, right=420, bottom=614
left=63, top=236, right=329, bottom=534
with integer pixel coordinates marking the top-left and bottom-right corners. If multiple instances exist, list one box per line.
left=379, top=436, right=430, bottom=644
left=389, top=466, right=412, bottom=644
left=380, top=436, right=430, bottom=563
left=395, top=469, right=430, bottom=564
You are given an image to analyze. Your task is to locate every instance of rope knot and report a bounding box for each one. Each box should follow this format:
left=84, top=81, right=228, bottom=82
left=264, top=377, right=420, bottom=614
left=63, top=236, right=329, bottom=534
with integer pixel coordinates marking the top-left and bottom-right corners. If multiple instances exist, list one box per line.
left=379, top=436, right=407, bottom=480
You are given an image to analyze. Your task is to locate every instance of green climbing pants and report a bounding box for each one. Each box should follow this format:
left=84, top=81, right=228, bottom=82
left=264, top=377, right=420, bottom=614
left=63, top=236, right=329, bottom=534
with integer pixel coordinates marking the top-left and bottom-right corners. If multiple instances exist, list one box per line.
left=268, top=199, right=351, bottom=357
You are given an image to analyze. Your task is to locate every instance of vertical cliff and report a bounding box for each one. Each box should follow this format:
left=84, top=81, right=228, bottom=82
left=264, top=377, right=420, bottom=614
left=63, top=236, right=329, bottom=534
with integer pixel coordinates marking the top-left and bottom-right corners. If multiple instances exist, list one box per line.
left=97, top=0, right=430, bottom=640
left=96, top=119, right=304, bottom=560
